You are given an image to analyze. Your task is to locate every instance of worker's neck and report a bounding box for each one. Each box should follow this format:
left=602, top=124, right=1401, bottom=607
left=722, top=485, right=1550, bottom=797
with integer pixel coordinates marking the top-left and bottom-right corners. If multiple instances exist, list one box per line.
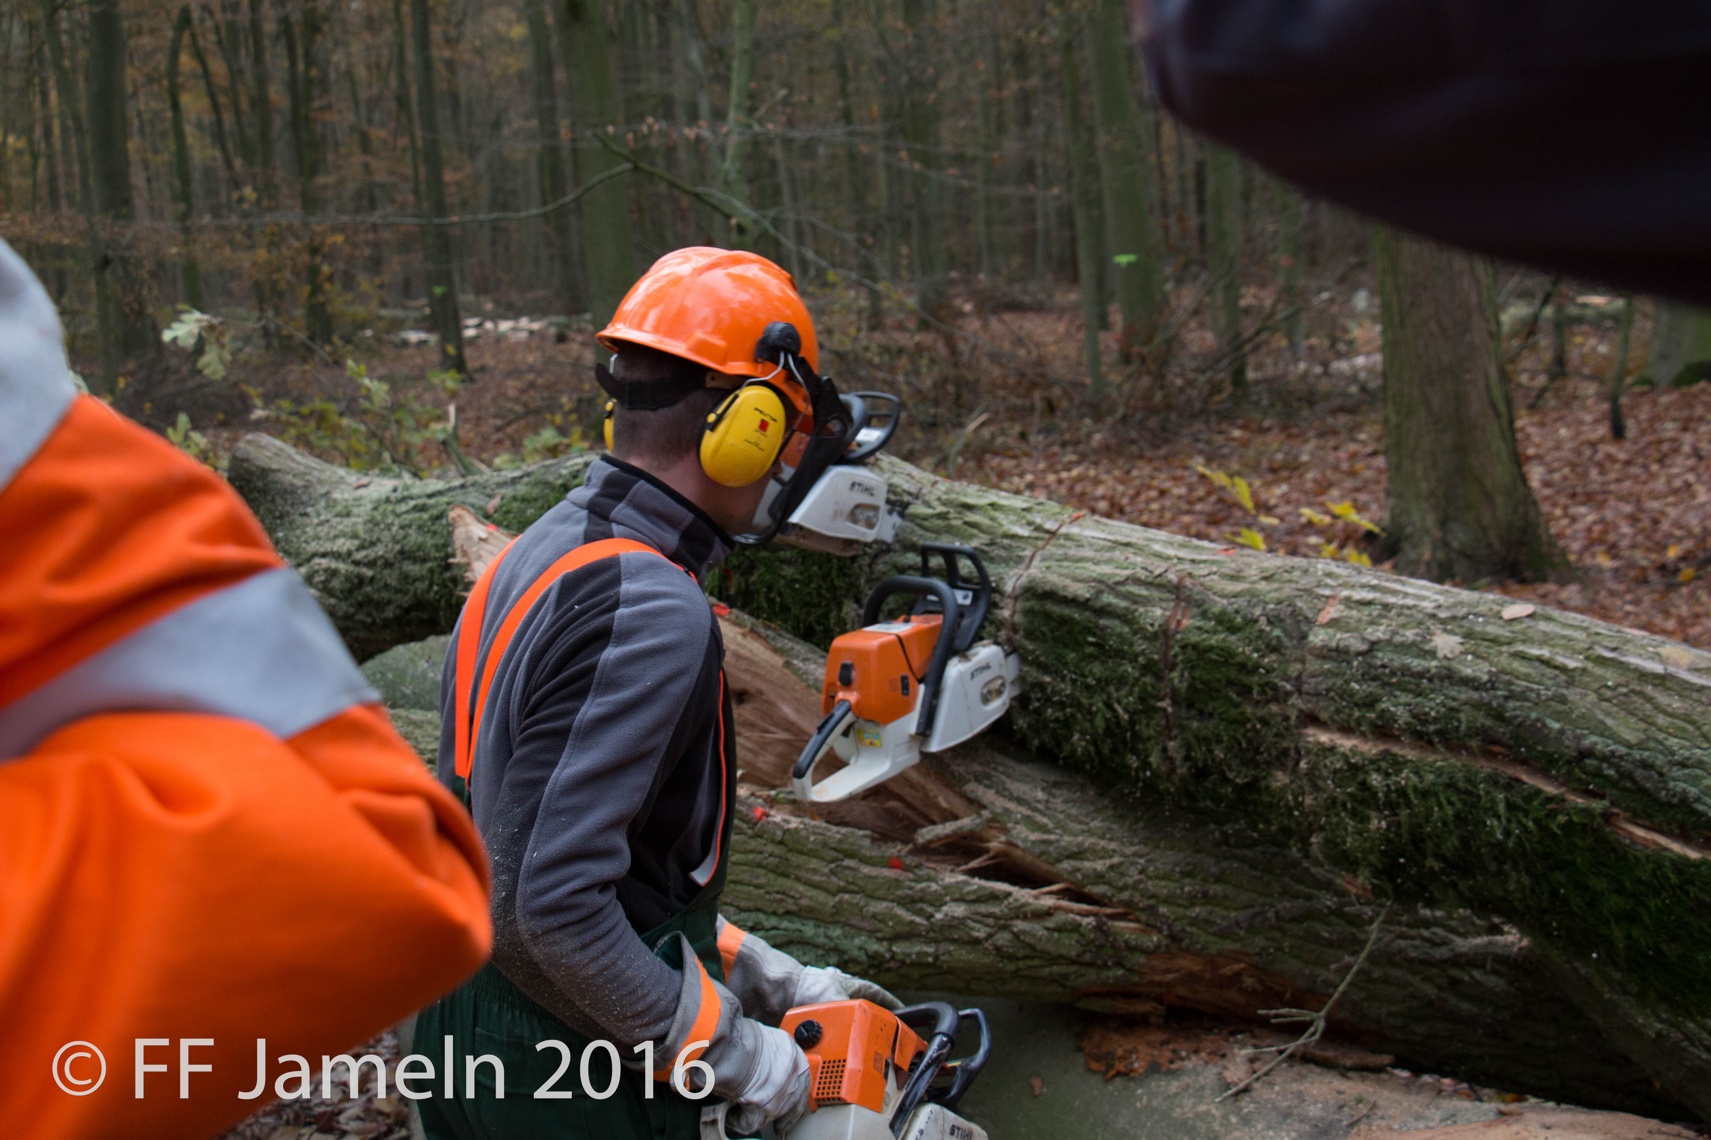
left=619, top=453, right=742, bottom=536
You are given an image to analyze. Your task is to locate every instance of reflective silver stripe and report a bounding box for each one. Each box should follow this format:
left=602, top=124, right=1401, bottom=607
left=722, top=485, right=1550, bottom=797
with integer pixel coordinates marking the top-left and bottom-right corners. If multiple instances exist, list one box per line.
left=0, top=568, right=379, bottom=759
left=0, top=239, right=76, bottom=491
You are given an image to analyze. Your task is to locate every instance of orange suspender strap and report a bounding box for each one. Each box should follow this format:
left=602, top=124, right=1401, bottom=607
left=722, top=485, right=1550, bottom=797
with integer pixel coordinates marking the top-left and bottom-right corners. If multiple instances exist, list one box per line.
left=453, top=537, right=668, bottom=781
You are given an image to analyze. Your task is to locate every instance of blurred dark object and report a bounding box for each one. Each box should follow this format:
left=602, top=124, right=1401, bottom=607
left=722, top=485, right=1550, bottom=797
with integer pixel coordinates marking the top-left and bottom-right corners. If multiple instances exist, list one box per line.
left=1138, top=1, right=1711, bottom=304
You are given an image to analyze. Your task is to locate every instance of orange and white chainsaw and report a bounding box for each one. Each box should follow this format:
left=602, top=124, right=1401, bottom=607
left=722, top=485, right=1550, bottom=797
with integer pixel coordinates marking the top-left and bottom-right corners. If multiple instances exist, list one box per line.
left=702, top=1000, right=992, bottom=1140
left=792, top=544, right=1019, bottom=805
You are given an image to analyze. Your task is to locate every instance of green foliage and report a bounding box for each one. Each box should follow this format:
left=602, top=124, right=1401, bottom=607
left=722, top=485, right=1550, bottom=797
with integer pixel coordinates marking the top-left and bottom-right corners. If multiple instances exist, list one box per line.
left=491, top=422, right=587, bottom=470
left=165, top=410, right=221, bottom=469
left=160, top=307, right=233, bottom=380
left=262, top=359, right=466, bottom=473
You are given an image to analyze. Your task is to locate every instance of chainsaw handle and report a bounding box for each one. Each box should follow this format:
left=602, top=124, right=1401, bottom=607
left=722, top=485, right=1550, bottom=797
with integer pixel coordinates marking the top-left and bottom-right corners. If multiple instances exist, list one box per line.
left=860, top=576, right=960, bottom=742
left=793, top=699, right=853, bottom=783
left=916, top=543, right=992, bottom=655
left=889, top=1002, right=961, bottom=1138
left=936, top=1008, right=991, bottom=1112
left=838, top=391, right=901, bottom=464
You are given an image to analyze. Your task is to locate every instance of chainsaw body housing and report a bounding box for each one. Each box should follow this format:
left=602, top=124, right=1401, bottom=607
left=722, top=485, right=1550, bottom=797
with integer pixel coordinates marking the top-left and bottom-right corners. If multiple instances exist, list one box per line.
left=793, top=545, right=1018, bottom=804
left=774, top=1001, right=990, bottom=1140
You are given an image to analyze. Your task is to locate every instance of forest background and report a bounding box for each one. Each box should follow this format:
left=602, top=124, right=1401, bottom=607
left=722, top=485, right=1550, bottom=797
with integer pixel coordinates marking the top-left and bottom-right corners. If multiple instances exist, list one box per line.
left=2, top=0, right=1709, bottom=648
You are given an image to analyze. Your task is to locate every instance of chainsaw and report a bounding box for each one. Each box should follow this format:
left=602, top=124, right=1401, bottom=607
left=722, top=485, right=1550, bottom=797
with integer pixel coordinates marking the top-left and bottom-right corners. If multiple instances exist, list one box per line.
left=701, top=1000, right=992, bottom=1140
left=793, top=544, right=1019, bottom=804
left=772, top=391, right=903, bottom=556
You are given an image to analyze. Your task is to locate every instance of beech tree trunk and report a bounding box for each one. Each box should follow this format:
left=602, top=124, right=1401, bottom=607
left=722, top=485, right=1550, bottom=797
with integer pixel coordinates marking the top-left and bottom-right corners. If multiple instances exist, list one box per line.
left=229, top=434, right=1711, bottom=1122
left=1375, top=230, right=1563, bottom=582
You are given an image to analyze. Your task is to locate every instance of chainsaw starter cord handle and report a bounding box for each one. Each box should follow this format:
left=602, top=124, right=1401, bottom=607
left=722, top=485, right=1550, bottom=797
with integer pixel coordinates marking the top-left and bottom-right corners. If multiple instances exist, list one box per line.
left=860, top=576, right=962, bottom=741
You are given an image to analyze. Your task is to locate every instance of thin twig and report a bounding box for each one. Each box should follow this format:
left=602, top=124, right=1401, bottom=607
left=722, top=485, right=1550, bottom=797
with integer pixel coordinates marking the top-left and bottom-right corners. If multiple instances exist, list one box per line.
left=1216, top=903, right=1391, bottom=1102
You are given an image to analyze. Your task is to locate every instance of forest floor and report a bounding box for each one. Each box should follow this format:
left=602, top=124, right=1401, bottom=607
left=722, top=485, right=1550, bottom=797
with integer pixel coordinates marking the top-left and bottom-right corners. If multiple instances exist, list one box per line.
left=171, top=279, right=1711, bottom=652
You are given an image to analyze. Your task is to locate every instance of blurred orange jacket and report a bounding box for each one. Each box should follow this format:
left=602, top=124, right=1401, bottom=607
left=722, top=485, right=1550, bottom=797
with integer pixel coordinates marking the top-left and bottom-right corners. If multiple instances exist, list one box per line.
left=0, top=240, right=492, bottom=1138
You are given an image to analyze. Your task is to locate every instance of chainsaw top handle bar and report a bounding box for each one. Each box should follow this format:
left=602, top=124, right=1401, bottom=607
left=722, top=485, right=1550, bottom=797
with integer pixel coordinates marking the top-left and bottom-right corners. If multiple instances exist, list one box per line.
left=860, top=576, right=960, bottom=743
left=890, top=1002, right=960, bottom=1137
left=916, top=543, right=992, bottom=655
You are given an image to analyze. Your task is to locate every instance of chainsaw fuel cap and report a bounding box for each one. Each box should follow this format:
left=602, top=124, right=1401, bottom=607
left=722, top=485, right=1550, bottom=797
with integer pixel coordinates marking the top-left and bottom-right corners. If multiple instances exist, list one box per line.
left=793, top=1019, right=824, bottom=1048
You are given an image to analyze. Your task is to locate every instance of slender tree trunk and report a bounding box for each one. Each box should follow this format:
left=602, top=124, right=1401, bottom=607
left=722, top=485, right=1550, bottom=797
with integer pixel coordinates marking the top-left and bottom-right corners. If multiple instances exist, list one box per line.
left=38, top=0, right=90, bottom=212
left=718, top=0, right=755, bottom=242
left=1061, top=30, right=1104, bottom=405
left=1375, top=229, right=1562, bottom=583
left=186, top=19, right=241, bottom=196
left=166, top=7, right=204, bottom=309
left=1203, top=142, right=1245, bottom=392
left=1086, top=0, right=1162, bottom=365
left=899, top=0, right=946, bottom=318
left=1272, top=174, right=1304, bottom=354
left=554, top=0, right=633, bottom=326
left=1609, top=294, right=1633, bottom=441
left=524, top=0, right=580, bottom=314
left=409, top=0, right=467, bottom=374
left=281, top=0, right=332, bottom=344
left=86, top=0, right=152, bottom=392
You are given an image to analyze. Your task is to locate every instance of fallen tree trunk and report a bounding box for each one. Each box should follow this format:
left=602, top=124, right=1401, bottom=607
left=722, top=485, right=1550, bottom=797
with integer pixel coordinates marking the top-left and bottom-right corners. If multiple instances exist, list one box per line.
left=234, top=434, right=1711, bottom=1120
left=228, top=434, right=595, bottom=660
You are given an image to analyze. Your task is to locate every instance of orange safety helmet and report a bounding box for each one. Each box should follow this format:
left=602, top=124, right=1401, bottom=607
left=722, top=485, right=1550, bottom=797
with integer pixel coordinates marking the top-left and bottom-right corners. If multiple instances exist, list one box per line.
left=598, top=247, right=820, bottom=402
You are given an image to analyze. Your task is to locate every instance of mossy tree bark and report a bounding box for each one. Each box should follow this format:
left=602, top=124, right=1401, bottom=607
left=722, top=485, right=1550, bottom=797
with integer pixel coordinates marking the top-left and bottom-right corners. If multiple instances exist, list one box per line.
left=232, top=435, right=1711, bottom=1120
left=1375, top=229, right=1563, bottom=583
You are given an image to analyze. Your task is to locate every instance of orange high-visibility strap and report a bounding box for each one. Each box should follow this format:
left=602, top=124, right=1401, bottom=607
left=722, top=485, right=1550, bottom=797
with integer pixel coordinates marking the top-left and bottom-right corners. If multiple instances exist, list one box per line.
left=453, top=538, right=668, bottom=781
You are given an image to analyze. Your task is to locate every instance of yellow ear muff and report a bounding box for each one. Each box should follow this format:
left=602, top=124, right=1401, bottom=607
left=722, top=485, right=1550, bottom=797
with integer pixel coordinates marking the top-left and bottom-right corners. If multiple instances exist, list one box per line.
left=603, top=399, right=615, bottom=451
left=700, top=384, right=789, bottom=487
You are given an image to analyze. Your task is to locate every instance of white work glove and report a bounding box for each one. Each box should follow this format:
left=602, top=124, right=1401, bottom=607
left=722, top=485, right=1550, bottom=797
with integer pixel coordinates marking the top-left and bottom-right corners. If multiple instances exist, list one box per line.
left=716, top=916, right=901, bottom=1025
left=716, top=1019, right=811, bottom=1136
left=793, top=965, right=903, bottom=1012
left=659, top=934, right=810, bottom=1135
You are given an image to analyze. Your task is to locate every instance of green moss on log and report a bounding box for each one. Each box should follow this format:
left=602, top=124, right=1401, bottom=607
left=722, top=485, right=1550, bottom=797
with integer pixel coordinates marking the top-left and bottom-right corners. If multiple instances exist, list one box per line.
left=712, top=543, right=866, bottom=649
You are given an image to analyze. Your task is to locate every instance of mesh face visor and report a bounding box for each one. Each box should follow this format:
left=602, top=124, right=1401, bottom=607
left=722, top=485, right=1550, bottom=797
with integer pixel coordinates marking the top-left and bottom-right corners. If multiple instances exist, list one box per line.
left=734, top=355, right=852, bottom=545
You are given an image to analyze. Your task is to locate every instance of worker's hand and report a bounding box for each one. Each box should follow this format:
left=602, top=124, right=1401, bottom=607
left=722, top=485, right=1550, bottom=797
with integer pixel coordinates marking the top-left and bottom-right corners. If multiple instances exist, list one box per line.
left=717, top=1020, right=811, bottom=1136
left=794, top=965, right=903, bottom=1012
left=716, top=916, right=904, bottom=1023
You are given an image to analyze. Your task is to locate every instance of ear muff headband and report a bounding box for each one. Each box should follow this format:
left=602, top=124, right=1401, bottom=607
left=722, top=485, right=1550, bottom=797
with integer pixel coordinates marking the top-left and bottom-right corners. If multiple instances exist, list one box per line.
left=700, top=382, right=791, bottom=487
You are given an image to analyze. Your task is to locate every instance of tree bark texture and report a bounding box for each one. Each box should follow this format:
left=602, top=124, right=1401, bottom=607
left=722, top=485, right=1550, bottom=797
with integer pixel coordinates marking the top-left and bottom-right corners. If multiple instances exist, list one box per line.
left=1375, top=229, right=1562, bottom=583
left=166, top=7, right=205, bottom=309
left=230, top=435, right=1711, bottom=1120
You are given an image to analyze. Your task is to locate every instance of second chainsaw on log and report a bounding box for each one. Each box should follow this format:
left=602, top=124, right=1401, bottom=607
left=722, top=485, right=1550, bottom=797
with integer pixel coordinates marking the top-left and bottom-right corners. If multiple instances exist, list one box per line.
left=792, top=544, right=1020, bottom=804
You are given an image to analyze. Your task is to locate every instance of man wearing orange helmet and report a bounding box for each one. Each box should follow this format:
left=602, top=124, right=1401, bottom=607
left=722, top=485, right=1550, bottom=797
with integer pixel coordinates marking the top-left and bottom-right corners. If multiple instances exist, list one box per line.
left=417, top=248, right=898, bottom=1140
